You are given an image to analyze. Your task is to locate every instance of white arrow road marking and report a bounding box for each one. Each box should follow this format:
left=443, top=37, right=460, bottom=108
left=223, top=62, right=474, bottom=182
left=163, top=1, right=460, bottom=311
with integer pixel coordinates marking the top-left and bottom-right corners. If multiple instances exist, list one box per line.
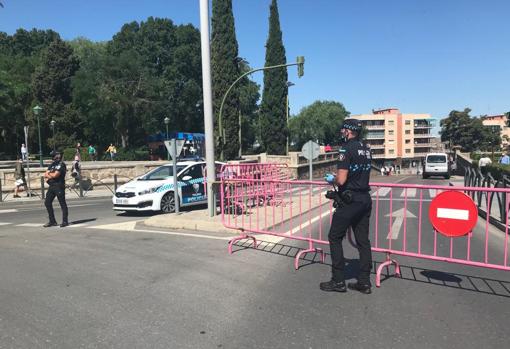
left=400, top=188, right=416, bottom=198
left=428, top=189, right=437, bottom=198
left=437, top=208, right=469, bottom=220
left=386, top=208, right=417, bottom=240
left=372, top=187, right=391, bottom=197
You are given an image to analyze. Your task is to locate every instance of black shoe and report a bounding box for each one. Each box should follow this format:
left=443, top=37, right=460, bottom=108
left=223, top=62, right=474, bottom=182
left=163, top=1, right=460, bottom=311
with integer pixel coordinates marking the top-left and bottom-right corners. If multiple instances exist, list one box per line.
left=320, top=280, right=347, bottom=293
left=43, top=222, right=58, bottom=228
left=13, top=195, right=20, bottom=198
left=347, top=282, right=372, bottom=294
left=60, top=222, right=69, bottom=228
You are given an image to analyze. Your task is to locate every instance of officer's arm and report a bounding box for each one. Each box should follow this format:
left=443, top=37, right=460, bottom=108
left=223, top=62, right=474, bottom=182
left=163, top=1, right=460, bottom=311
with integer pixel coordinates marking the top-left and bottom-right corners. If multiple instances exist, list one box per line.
left=47, top=170, right=61, bottom=179
left=335, top=148, right=351, bottom=186
left=335, top=169, right=348, bottom=186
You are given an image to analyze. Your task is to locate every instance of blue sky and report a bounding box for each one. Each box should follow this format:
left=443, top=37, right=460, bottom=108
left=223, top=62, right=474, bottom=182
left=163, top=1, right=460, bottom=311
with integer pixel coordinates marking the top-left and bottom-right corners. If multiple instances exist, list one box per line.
left=1, top=0, right=509, bottom=130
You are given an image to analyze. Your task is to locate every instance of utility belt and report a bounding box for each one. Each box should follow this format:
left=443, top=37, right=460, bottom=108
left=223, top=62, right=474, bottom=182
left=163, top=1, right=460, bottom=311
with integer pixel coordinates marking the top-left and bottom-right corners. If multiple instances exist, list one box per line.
left=325, top=188, right=370, bottom=209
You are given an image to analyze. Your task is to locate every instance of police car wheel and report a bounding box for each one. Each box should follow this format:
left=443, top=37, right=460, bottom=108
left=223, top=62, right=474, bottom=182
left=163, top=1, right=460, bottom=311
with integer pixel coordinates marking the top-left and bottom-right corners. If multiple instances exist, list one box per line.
left=161, top=192, right=176, bottom=213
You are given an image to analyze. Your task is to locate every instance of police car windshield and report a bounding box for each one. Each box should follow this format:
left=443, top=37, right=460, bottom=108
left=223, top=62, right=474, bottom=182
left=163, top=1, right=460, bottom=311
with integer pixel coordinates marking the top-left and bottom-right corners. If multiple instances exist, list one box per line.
left=139, top=165, right=187, bottom=180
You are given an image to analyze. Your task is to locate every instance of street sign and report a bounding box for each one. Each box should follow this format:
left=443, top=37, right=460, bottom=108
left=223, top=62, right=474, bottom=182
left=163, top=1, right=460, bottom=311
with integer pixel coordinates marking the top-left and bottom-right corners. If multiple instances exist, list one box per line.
left=301, top=140, right=320, bottom=160
left=164, top=139, right=185, bottom=160
left=429, top=191, right=478, bottom=237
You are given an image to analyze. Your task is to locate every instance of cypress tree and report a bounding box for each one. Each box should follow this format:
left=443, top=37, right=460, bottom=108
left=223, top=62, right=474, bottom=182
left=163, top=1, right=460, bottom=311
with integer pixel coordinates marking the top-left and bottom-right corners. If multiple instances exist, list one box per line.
left=260, top=0, right=288, bottom=154
left=211, top=0, right=240, bottom=160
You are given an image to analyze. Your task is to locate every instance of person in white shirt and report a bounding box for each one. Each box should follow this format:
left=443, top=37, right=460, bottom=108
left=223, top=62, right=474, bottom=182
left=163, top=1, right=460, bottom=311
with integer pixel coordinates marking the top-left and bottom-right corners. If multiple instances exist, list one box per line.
left=478, top=156, right=492, bottom=175
left=21, top=144, right=27, bottom=161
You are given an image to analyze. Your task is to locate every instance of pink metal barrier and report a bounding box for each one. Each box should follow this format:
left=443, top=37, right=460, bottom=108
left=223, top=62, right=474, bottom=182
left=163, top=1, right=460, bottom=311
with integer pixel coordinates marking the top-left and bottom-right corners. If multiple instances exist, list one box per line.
left=221, top=177, right=510, bottom=287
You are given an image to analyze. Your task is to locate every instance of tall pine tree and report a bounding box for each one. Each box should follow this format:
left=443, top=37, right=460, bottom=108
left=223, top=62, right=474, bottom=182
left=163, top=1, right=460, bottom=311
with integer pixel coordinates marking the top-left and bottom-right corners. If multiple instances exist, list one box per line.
left=260, top=0, right=288, bottom=154
left=211, top=0, right=240, bottom=160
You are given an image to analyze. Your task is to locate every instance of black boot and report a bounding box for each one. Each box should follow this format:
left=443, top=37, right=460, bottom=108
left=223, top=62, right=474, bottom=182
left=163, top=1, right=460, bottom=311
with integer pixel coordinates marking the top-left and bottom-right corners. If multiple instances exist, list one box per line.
left=60, top=222, right=69, bottom=228
left=348, top=282, right=372, bottom=294
left=320, top=280, right=347, bottom=292
left=43, top=222, right=58, bottom=228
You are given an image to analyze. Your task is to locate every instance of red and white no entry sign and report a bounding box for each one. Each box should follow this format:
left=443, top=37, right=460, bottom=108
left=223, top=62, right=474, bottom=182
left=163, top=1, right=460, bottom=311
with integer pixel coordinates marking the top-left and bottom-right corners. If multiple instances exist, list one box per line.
left=429, top=191, right=478, bottom=237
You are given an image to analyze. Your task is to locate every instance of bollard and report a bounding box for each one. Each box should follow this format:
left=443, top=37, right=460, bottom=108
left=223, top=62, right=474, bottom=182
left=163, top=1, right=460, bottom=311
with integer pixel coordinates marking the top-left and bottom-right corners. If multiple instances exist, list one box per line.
left=0, top=178, right=3, bottom=202
left=40, top=176, right=45, bottom=200
left=114, top=174, right=118, bottom=192
left=79, top=179, right=84, bottom=198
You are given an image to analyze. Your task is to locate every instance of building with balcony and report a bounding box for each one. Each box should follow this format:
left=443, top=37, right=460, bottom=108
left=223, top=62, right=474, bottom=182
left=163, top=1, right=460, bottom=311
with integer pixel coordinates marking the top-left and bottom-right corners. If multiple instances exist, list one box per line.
left=481, top=114, right=510, bottom=149
left=349, top=108, right=437, bottom=168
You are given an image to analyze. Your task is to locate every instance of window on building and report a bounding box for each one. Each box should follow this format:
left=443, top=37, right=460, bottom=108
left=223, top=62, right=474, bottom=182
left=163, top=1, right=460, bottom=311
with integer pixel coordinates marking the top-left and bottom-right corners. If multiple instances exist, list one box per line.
left=388, top=130, right=394, bottom=135
left=388, top=120, right=394, bottom=126
left=405, top=149, right=411, bottom=154
left=388, top=139, right=394, bottom=144
left=405, top=130, right=411, bottom=135
left=389, top=149, right=394, bottom=154
left=405, top=120, right=411, bottom=125
left=405, top=139, right=411, bottom=144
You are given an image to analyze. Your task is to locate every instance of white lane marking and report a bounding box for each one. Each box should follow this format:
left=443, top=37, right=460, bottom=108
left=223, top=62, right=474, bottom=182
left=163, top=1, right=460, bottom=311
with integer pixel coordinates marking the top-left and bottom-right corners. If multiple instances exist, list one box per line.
left=0, top=222, right=12, bottom=226
left=437, top=208, right=469, bottom=220
left=372, top=187, right=391, bottom=197
left=385, top=208, right=417, bottom=239
left=16, top=223, right=44, bottom=227
left=400, top=188, right=416, bottom=198
left=69, top=223, right=88, bottom=228
left=0, top=209, right=18, bottom=213
left=429, top=189, right=437, bottom=198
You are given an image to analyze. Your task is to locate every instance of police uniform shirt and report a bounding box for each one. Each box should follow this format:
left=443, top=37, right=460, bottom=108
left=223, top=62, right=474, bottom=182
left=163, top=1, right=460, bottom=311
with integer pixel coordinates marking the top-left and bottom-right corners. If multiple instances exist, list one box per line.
left=47, top=160, right=67, bottom=185
left=337, top=139, right=371, bottom=192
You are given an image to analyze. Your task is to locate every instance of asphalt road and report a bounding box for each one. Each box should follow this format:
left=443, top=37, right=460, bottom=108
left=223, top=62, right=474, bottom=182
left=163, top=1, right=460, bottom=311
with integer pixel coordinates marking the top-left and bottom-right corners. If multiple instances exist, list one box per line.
left=0, top=175, right=509, bottom=349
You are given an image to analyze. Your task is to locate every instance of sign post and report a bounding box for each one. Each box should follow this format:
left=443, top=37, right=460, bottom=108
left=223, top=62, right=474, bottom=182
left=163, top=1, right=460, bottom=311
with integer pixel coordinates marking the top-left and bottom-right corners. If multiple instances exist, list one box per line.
left=301, top=140, right=320, bottom=180
left=428, top=191, right=478, bottom=237
left=166, top=139, right=184, bottom=214
left=23, top=126, right=32, bottom=196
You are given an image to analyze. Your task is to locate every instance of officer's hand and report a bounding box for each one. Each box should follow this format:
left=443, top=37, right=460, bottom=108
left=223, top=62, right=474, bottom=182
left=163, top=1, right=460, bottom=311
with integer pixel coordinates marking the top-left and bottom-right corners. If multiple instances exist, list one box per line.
left=324, top=173, right=336, bottom=184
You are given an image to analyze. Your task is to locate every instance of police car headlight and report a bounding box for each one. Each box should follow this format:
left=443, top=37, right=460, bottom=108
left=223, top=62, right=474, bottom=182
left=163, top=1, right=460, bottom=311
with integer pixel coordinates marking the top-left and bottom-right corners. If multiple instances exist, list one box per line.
left=138, top=186, right=162, bottom=196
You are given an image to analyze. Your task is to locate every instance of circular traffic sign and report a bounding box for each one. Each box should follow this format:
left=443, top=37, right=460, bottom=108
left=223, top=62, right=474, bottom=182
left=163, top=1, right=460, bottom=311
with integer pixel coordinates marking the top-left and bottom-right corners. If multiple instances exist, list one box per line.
left=428, top=191, right=478, bottom=237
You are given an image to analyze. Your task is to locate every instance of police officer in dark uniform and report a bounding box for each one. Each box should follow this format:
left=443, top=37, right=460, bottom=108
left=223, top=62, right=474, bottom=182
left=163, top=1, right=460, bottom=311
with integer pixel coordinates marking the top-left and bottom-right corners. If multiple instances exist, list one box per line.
left=320, top=119, right=373, bottom=294
left=43, top=151, right=69, bottom=227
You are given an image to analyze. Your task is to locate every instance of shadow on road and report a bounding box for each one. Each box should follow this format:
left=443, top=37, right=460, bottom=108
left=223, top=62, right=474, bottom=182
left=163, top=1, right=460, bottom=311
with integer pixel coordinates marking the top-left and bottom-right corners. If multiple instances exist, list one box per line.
left=232, top=239, right=510, bottom=298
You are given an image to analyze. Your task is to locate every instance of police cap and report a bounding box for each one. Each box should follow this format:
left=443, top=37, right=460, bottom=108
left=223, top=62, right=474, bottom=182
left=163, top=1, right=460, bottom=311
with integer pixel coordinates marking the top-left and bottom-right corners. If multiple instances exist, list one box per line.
left=341, top=118, right=362, bottom=133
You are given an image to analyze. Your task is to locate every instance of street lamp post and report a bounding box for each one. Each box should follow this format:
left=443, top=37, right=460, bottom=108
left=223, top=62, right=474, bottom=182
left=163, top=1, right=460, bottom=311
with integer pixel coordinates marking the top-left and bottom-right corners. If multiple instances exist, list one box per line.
left=33, top=105, right=43, bottom=167
left=286, top=81, right=295, bottom=155
left=218, top=56, right=305, bottom=161
left=164, top=117, right=170, bottom=161
left=50, top=119, right=56, bottom=151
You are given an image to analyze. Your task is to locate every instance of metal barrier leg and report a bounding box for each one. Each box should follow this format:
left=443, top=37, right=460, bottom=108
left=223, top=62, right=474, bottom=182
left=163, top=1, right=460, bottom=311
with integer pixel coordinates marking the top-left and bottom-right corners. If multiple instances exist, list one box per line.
left=114, top=174, right=118, bottom=192
left=0, top=178, right=3, bottom=202
left=294, top=246, right=325, bottom=270
left=228, top=234, right=258, bottom=254
left=375, top=253, right=401, bottom=288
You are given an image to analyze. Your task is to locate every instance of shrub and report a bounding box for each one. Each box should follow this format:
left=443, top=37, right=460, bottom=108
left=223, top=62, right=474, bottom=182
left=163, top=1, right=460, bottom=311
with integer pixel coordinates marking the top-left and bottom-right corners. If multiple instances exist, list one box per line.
left=114, top=146, right=150, bottom=161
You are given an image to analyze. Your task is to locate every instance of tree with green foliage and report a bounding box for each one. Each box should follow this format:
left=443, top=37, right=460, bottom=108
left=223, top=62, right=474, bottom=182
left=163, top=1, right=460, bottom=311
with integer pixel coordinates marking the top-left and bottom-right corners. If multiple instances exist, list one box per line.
left=289, top=100, right=350, bottom=149
left=32, top=38, right=80, bottom=151
left=237, top=61, right=260, bottom=153
left=211, top=0, right=240, bottom=160
left=259, top=0, right=288, bottom=155
left=440, top=108, right=501, bottom=152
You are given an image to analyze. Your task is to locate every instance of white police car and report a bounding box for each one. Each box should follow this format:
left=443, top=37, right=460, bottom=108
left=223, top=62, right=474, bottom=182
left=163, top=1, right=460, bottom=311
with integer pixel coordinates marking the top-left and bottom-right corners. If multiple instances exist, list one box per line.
left=113, top=161, right=223, bottom=213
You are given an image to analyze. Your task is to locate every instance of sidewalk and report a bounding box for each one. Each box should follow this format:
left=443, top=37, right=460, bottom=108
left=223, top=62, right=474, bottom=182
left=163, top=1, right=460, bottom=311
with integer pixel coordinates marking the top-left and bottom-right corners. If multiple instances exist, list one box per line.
left=145, top=209, right=236, bottom=234
left=1, top=187, right=114, bottom=203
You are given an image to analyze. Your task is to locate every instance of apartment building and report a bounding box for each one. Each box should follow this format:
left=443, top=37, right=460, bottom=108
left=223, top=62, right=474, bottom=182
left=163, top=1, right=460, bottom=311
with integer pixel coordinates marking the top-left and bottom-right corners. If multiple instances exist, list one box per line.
left=350, top=108, right=436, bottom=167
left=481, top=114, right=510, bottom=149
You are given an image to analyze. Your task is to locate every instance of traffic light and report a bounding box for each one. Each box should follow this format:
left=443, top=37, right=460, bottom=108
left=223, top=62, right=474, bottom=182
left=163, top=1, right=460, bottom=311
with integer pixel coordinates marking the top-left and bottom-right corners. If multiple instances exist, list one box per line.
left=297, top=56, right=305, bottom=78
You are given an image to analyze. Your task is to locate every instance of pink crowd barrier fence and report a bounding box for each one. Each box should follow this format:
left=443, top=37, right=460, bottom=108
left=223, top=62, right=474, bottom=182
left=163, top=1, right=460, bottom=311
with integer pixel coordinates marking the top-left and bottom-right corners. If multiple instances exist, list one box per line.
left=221, top=175, right=510, bottom=287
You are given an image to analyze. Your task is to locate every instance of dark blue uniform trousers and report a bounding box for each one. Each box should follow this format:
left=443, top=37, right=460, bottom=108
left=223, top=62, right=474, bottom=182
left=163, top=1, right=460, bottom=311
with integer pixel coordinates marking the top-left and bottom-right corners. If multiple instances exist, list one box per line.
left=328, top=193, right=372, bottom=286
left=45, top=184, right=69, bottom=224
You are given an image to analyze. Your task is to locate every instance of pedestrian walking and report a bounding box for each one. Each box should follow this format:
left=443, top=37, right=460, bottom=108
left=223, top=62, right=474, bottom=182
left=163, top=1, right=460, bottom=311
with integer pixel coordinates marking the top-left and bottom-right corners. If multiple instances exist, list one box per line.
left=88, top=144, right=97, bottom=161
left=321, top=119, right=373, bottom=294
left=478, top=156, right=492, bottom=175
left=13, top=157, right=27, bottom=198
left=75, top=142, right=82, bottom=161
left=71, top=155, right=81, bottom=188
left=21, top=143, right=27, bottom=161
left=106, top=144, right=116, bottom=161
left=43, top=150, right=69, bottom=228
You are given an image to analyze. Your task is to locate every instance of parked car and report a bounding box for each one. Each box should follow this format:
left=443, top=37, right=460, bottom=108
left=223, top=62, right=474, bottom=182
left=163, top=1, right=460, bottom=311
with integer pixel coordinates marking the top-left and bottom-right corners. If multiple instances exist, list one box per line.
left=423, top=153, right=450, bottom=179
left=113, top=161, right=223, bottom=213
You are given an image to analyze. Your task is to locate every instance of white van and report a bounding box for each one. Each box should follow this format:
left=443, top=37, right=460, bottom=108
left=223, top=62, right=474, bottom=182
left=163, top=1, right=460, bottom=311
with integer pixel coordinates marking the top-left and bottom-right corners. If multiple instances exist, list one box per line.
left=423, top=153, right=450, bottom=179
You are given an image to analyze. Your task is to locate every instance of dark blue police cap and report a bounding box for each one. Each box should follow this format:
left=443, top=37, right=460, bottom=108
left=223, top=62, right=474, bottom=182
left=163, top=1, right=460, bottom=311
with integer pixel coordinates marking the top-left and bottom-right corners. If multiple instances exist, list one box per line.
left=341, top=119, right=362, bottom=133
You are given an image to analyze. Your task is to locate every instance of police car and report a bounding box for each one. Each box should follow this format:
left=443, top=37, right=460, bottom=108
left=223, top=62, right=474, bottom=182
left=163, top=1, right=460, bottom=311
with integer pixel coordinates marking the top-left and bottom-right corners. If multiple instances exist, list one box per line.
left=113, top=160, right=223, bottom=213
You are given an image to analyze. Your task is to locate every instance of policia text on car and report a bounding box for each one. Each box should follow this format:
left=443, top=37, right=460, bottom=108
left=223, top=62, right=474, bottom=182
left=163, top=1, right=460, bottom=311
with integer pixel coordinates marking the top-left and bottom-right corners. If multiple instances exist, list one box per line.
left=43, top=151, right=69, bottom=228
left=321, top=119, right=373, bottom=294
